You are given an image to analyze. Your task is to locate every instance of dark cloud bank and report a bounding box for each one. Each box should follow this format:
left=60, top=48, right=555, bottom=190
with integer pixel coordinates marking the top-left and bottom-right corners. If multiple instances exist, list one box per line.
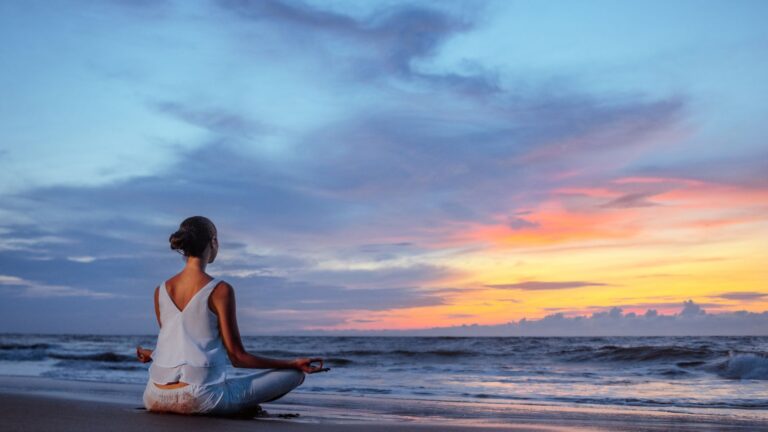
left=300, top=301, right=768, bottom=337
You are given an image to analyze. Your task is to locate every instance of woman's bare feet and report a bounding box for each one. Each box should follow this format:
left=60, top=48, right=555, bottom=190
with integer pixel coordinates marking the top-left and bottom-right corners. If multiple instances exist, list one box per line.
left=228, top=404, right=268, bottom=419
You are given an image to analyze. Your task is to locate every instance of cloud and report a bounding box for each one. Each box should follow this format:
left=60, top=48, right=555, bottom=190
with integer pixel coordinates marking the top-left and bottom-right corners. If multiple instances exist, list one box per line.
left=680, top=299, right=705, bottom=316
left=0, top=0, right=693, bottom=258
left=0, top=222, right=170, bottom=264
left=67, top=256, right=97, bottom=263
left=345, top=242, right=420, bottom=262
left=225, top=273, right=447, bottom=312
left=507, top=216, right=539, bottom=230
left=239, top=308, right=350, bottom=334
left=290, top=263, right=461, bottom=290
left=0, top=232, right=72, bottom=253
left=2, top=83, right=688, bottom=258
left=599, top=191, right=659, bottom=208
left=215, top=0, right=498, bottom=94
left=0, top=274, right=122, bottom=299
left=714, top=291, right=768, bottom=301
left=543, top=300, right=728, bottom=315
left=150, top=101, right=271, bottom=139
left=6, top=143, right=355, bottom=238
left=484, top=281, right=609, bottom=290
left=627, top=149, right=768, bottom=189
left=0, top=241, right=454, bottom=333
left=303, top=300, right=768, bottom=336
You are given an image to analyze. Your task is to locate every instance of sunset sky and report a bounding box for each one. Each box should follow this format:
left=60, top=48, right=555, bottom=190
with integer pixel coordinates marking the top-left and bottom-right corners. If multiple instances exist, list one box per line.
left=1, top=0, right=766, bottom=335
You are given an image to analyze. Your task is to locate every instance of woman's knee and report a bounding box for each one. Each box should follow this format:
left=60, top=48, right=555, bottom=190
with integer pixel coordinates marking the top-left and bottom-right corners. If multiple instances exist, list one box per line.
left=227, top=369, right=305, bottom=406
left=271, top=368, right=304, bottom=389
left=272, top=369, right=305, bottom=396
left=259, top=370, right=304, bottom=403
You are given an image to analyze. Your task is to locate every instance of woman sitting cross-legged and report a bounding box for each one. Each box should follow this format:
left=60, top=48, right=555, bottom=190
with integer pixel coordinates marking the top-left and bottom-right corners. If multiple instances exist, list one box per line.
left=136, top=216, right=326, bottom=417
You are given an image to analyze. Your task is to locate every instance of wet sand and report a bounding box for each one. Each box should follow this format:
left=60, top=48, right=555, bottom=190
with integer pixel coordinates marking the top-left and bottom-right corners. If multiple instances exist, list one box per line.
left=1, top=392, right=575, bottom=432
left=0, top=375, right=764, bottom=431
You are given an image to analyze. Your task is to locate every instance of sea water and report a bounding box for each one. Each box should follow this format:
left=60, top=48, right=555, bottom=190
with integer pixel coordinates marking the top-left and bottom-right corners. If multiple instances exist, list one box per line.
left=1, top=334, right=766, bottom=412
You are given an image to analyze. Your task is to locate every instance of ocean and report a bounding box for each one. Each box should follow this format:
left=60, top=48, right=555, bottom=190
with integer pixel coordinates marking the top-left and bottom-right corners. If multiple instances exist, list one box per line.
left=1, top=334, right=766, bottom=415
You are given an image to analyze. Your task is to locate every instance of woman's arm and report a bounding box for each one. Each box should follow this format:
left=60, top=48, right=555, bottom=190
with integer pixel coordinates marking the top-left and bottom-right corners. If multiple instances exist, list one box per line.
left=136, top=286, right=162, bottom=363
left=154, top=285, right=161, bottom=329
left=210, top=281, right=323, bottom=372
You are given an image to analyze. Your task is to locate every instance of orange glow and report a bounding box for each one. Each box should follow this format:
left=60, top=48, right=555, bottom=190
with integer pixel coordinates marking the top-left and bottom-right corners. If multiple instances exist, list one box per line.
left=450, top=203, right=642, bottom=248
left=313, top=175, right=768, bottom=331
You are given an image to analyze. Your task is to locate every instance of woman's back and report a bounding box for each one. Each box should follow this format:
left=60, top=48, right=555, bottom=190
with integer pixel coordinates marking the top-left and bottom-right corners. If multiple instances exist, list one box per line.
left=149, top=277, right=229, bottom=386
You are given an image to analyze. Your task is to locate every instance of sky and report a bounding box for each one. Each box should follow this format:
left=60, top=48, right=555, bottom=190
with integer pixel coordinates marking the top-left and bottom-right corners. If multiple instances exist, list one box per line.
left=0, top=0, right=766, bottom=335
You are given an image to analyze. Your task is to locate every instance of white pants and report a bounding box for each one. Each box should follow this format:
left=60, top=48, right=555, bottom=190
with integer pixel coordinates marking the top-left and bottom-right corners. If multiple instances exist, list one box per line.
left=143, top=369, right=305, bottom=416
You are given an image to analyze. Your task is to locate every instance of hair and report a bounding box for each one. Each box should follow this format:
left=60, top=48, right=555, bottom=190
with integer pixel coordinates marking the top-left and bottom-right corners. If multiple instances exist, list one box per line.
left=169, top=216, right=216, bottom=258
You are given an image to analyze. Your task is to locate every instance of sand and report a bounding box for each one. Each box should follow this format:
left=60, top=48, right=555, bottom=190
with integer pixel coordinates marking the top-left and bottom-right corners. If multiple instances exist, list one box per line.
left=0, top=375, right=764, bottom=431
left=2, top=392, right=574, bottom=432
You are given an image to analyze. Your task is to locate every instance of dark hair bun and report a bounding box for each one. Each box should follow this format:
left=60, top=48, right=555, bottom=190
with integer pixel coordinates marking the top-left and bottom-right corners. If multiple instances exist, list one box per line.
left=169, top=228, right=196, bottom=253
left=169, top=216, right=215, bottom=258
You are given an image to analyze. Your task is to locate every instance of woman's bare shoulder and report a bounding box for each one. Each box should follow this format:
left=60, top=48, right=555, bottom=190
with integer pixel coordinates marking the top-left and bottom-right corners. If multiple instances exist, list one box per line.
left=210, top=280, right=235, bottom=300
left=209, top=280, right=236, bottom=317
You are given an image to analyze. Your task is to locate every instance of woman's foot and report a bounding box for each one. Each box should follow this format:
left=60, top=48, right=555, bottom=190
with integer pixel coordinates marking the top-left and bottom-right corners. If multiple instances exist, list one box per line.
left=228, top=404, right=268, bottom=419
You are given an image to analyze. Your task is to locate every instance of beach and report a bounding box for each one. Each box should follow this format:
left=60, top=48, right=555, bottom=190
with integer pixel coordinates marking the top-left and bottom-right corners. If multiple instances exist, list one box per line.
left=1, top=334, right=767, bottom=430
left=1, top=393, right=538, bottom=432
left=1, top=375, right=766, bottom=431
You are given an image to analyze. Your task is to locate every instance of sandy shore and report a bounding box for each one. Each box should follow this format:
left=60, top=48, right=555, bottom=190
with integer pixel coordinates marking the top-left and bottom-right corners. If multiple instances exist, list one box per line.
left=0, top=375, right=764, bottom=431
left=1, top=393, right=570, bottom=432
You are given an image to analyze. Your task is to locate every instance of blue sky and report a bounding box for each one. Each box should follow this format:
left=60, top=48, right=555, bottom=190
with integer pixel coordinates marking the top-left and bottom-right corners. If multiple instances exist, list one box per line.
left=1, top=0, right=766, bottom=335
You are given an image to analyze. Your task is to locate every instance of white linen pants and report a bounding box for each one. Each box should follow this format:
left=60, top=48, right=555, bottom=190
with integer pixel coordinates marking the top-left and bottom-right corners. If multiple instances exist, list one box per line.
left=143, top=368, right=305, bottom=416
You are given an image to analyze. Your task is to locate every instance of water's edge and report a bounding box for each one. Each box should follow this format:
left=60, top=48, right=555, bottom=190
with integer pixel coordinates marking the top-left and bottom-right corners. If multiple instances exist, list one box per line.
left=1, top=374, right=767, bottom=431
left=2, top=334, right=766, bottom=417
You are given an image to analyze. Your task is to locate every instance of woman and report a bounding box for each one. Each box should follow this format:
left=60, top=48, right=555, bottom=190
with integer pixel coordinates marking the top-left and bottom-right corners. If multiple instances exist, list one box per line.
left=136, top=216, right=326, bottom=417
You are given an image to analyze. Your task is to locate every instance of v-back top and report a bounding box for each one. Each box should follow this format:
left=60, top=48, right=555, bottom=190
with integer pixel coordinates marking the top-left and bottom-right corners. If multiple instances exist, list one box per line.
left=149, top=278, right=229, bottom=386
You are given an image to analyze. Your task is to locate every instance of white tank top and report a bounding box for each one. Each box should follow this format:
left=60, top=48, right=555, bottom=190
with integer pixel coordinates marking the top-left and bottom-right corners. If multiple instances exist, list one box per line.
left=149, top=278, right=229, bottom=386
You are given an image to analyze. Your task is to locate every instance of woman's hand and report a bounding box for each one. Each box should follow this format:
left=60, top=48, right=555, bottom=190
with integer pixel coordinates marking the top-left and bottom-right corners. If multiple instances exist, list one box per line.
left=136, top=345, right=153, bottom=363
left=291, top=357, right=326, bottom=374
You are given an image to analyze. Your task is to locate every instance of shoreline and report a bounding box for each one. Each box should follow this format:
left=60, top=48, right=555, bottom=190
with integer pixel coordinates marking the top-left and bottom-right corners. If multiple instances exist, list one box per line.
left=0, top=393, right=544, bottom=432
left=1, top=375, right=766, bottom=431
